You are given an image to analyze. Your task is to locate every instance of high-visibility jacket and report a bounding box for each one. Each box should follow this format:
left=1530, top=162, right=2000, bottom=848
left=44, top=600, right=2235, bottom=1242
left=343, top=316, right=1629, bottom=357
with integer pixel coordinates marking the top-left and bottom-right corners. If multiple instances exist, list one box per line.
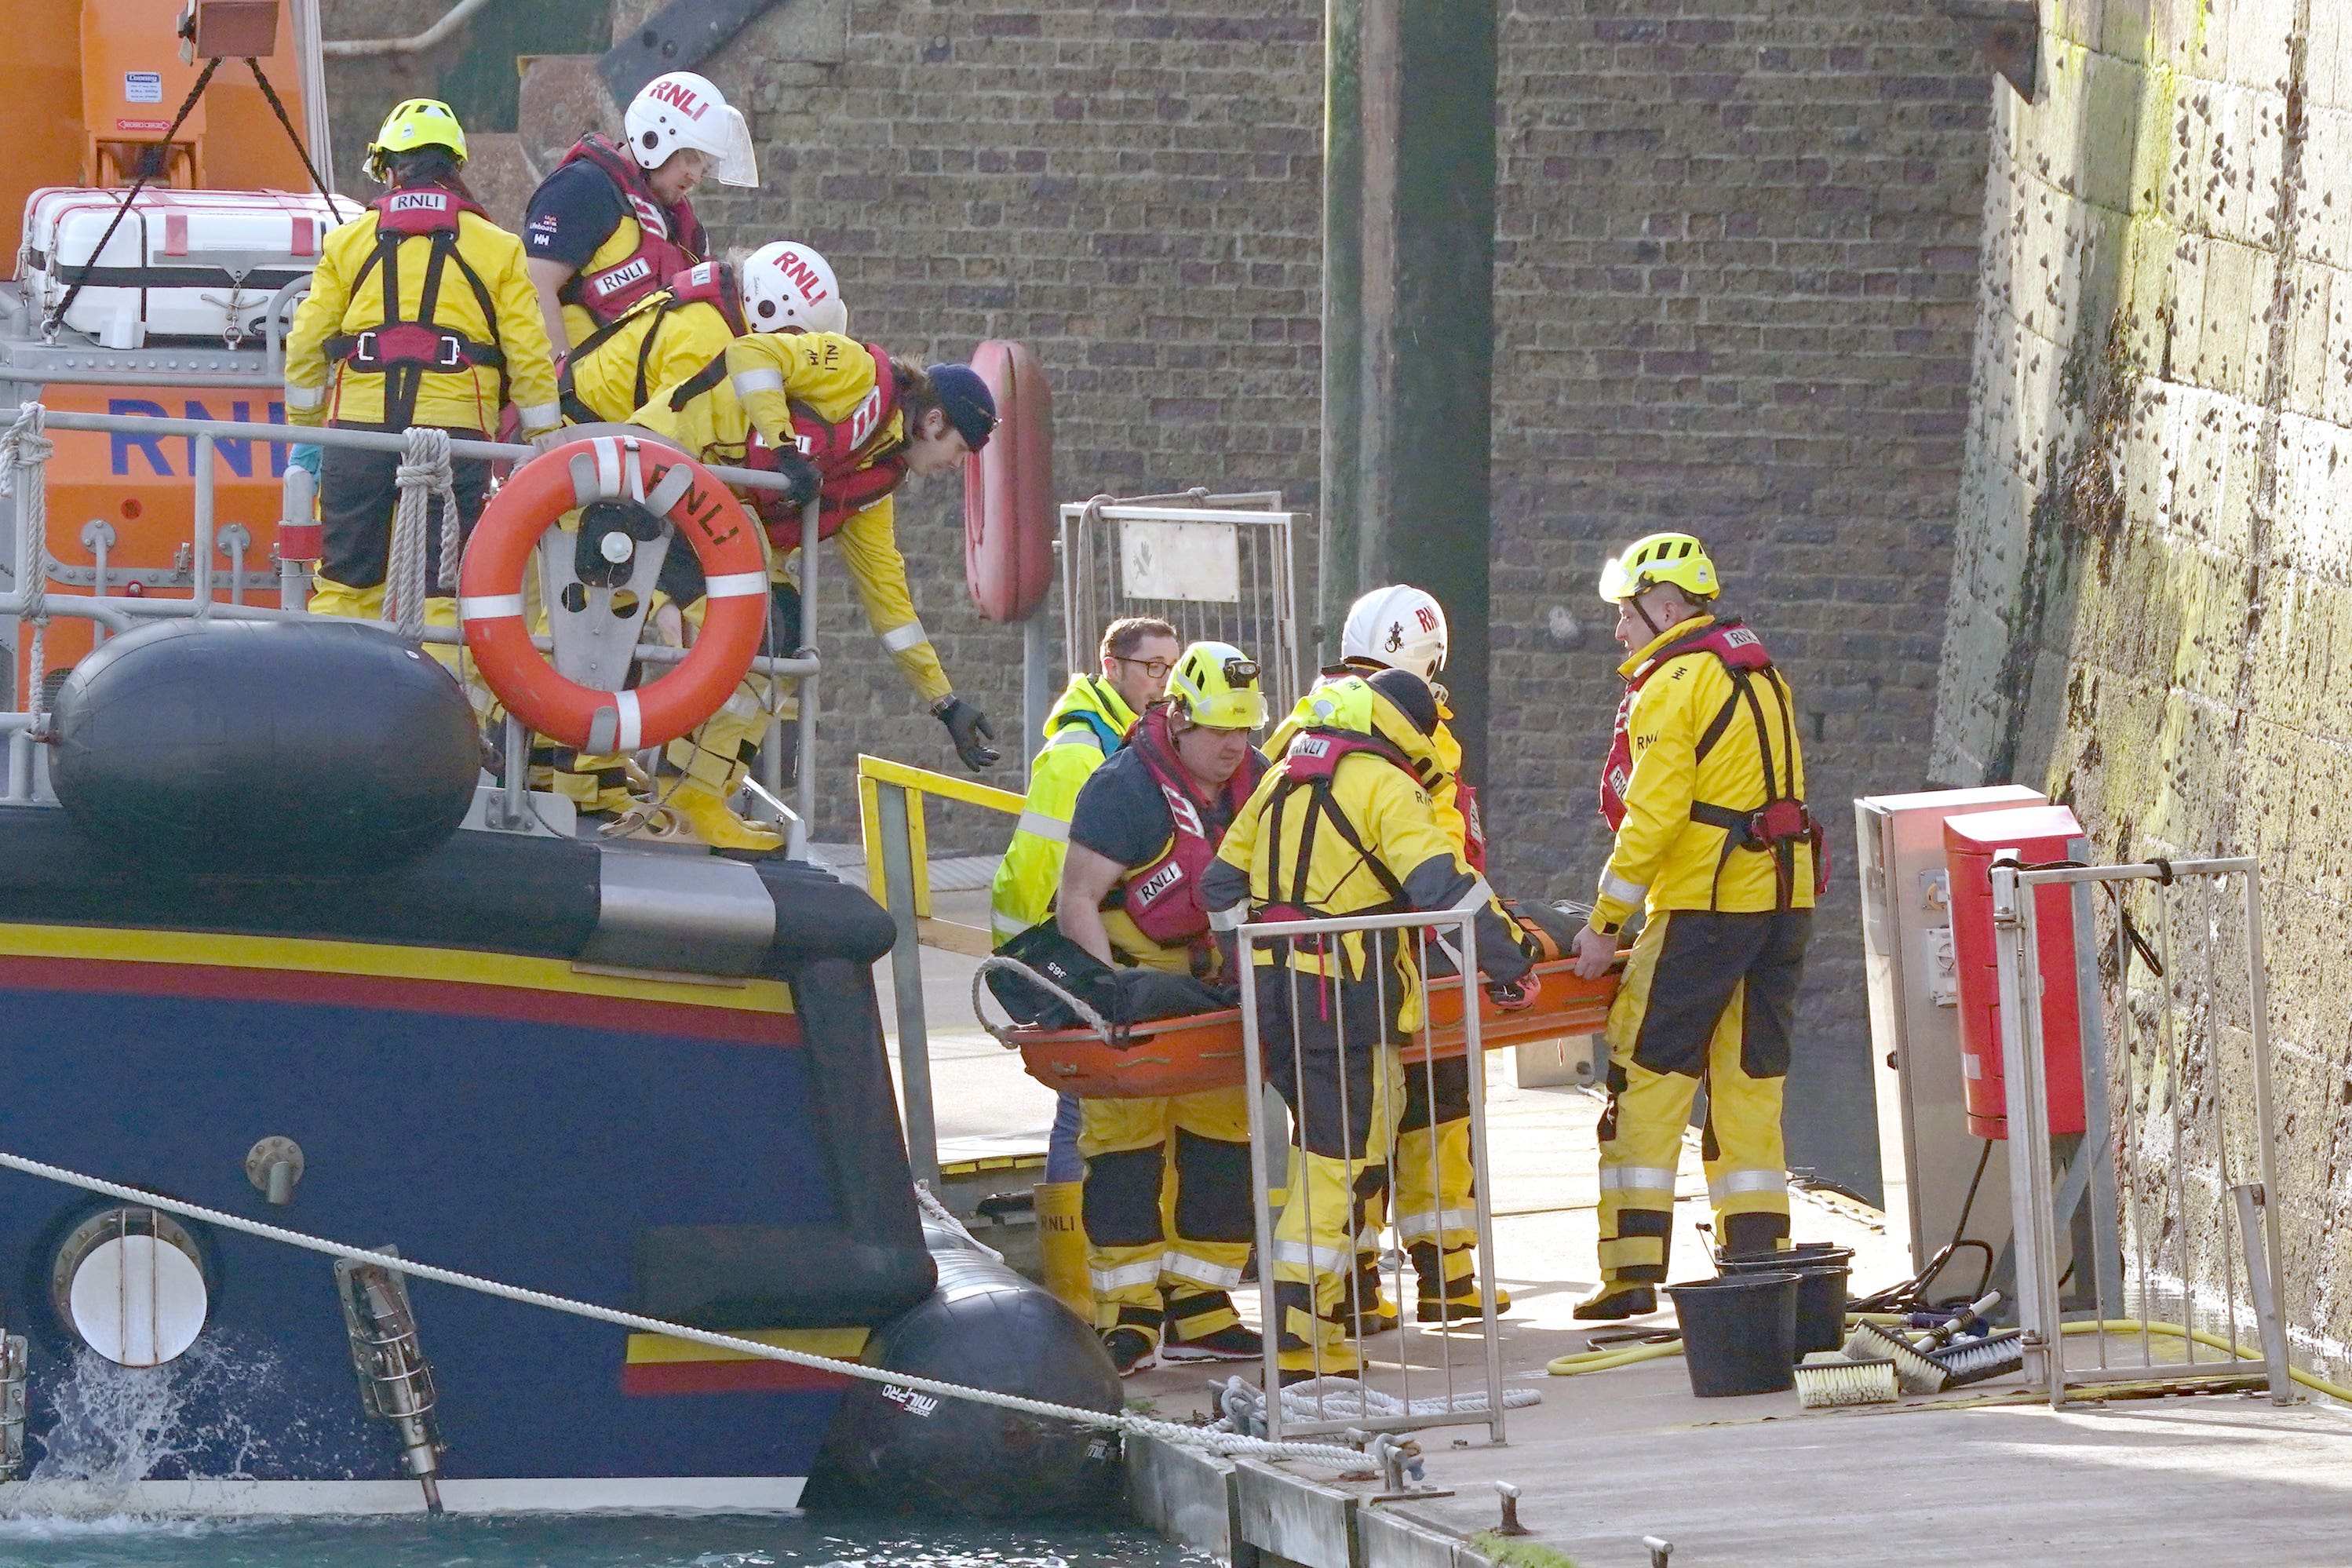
left=1590, top=613, right=1815, bottom=934
left=1267, top=673, right=1479, bottom=865
left=1204, top=680, right=1527, bottom=1028
left=988, top=675, right=1140, bottom=946
left=631, top=332, right=951, bottom=705
left=558, top=274, right=740, bottom=427
left=285, top=190, right=560, bottom=437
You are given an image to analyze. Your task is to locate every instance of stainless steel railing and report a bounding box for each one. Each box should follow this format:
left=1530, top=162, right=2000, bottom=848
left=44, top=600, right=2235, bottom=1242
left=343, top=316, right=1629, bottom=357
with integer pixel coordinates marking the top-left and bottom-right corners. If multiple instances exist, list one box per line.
left=2, top=403, right=821, bottom=840
left=1234, top=901, right=1508, bottom=1444
left=1992, top=855, right=2292, bottom=1406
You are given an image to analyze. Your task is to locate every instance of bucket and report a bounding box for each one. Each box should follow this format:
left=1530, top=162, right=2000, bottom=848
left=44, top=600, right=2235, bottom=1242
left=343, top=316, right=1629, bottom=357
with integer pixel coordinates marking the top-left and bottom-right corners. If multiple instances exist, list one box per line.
left=1719, top=1251, right=1851, bottom=1354
left=1665, top=1271, right=1800, bottom=1396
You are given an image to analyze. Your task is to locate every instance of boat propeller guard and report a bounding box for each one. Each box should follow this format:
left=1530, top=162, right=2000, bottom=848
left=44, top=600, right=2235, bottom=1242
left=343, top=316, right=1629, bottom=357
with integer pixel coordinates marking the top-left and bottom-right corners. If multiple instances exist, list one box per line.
left=460, top=435, right=769, bottom=753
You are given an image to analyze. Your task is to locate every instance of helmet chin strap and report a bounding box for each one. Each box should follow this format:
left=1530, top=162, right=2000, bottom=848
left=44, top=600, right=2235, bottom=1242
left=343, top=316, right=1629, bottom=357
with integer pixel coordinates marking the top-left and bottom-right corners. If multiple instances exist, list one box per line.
left=1631, top=586, right=1667, bottom=639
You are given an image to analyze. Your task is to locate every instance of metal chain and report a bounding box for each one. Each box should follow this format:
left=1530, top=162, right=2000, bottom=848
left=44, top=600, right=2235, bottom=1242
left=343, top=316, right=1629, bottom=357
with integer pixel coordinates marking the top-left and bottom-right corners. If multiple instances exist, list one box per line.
left=0, top=1145, right=1375, bottom=1474
left=386, top=426, right=459, bottom=640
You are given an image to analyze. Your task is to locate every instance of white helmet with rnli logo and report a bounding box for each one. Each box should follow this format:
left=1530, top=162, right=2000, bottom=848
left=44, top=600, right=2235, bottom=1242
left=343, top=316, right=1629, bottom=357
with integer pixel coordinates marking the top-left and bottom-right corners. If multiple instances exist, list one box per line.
left=741, top=242, right=848, bottom=335
left=624, top=71, right=759, bottom=187
left=1340, top=585, right=1448, bottom=683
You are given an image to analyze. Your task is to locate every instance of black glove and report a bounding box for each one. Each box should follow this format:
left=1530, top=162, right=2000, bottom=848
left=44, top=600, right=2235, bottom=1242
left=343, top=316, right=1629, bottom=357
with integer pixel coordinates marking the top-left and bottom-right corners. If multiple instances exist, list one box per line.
left=771, top=446, right=822, bottom=511
left=935, top=697, right=1001, bottom=771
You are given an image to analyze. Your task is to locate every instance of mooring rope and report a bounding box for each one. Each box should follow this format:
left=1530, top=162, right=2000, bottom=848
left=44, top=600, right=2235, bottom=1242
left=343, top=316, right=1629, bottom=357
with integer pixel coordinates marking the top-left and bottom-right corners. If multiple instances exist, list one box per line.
left=0, top=1147, right=1377, bottom=1473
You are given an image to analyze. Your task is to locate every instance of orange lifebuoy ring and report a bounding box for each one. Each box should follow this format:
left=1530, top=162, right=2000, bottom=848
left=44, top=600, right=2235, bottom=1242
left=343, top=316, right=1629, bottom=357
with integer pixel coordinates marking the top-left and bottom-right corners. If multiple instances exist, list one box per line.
left=460, top=434, right=768, bottom=753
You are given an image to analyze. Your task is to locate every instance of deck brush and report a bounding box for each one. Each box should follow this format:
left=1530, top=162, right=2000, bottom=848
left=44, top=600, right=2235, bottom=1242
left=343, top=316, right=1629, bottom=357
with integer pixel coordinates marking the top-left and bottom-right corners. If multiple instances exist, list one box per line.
left=1795, top=1355, right=1898, bottom=1408
left=1928, top=1329, right=2025, bottom=1387
left=1841, top=1319, right=1948, bottom=1394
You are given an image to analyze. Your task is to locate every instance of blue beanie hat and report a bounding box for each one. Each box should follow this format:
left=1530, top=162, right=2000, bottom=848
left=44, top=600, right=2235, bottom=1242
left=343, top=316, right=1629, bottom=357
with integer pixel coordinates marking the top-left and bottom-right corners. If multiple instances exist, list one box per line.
left=927, top=363, right=998, bottom=451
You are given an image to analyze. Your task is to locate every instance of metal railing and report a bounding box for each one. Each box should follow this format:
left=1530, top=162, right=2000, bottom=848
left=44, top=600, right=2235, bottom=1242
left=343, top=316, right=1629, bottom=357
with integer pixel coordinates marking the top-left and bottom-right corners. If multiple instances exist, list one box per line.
left=1059, top=490, right=1305, bottom=720
left=855, top=753, right=1026, bottom=1186
left=2, top=403, right=822, bottom=839
left=1993, top=855, right=2291, bottom=1406
left=1234, top=903, right=1507, bottom=1443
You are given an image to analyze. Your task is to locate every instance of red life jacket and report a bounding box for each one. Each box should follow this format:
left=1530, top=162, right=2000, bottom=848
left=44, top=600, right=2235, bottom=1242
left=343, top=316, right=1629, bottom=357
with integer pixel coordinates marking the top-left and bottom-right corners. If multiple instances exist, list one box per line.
left=325, top=187, right=505, bottom=430
left=1457, top=780, right=1487, bottom=873
left=757, top=348, right=908, bottom=549
left=1598, top=617, right=1825, bottom=907
left=1115, top=703, right=1267, bottom=954
left=556, top=133, right=709, bottom=326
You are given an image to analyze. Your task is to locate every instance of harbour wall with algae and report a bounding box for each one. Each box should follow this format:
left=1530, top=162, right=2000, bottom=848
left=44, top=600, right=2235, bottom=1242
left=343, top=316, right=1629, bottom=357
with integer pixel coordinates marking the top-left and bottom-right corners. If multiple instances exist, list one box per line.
left=1931, top=0, right=2352, bottom=1368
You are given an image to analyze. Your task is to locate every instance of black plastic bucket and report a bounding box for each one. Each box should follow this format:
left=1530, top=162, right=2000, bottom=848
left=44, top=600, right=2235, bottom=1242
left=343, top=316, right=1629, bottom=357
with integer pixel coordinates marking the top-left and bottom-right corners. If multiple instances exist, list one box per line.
left=1718, top=1251, right=1851, bottom=1354
left=1665, top=1271, right=1800, bottom=1396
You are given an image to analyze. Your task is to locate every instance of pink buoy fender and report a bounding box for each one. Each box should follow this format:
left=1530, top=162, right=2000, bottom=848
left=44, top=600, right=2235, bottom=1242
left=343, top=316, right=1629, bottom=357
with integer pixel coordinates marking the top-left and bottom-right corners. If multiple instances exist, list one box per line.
left=461, top=435, right=768, bottom=753
left=963, top=339, right=1056, bottom=623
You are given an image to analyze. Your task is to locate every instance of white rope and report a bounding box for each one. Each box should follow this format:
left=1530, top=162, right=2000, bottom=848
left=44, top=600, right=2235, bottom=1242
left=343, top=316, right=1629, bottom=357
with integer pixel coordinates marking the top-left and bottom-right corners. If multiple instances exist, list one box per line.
left=4, top=406, right=53, bottom=729
left=913, top=1180, right=1004, bottom=1263
left=0, top=1146, right=1374, bottom=1473
left=386, top=425, right=458, bottom=641
left=1266, top=1375, right=1541, bottom=1421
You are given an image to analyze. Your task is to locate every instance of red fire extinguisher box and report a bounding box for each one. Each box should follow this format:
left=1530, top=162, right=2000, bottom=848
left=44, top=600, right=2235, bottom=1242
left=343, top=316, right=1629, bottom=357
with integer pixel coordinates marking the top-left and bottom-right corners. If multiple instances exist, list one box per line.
left=1943, top=805, right=2090, bottom=1140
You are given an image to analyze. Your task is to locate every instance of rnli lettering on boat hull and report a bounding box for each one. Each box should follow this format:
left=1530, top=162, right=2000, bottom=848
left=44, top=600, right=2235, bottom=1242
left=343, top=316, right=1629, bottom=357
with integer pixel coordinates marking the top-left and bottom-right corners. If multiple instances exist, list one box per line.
left=48, top=618, right=480, bottom=874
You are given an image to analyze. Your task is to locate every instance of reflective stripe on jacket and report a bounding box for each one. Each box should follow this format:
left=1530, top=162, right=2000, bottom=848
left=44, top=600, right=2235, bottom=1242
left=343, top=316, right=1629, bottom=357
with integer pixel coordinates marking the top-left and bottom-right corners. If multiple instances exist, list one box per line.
left=988, top=675, right=1140, bottom=944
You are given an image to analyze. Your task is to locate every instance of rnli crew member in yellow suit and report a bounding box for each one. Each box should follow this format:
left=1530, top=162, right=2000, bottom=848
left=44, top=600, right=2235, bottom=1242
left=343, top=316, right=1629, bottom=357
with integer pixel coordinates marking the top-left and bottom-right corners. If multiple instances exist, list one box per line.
left=284, top=100, right=560, bottom=673
left=537, top=242, right=849, bottom=818
left=522, top=70, right=758, bottom=352
left=1200, top=670, right=1538, bottom=1382
left=630, top=326, right=1001, bottom=847
left=1567, top=532, right=1819, bottom=1319
left=1264, top=586, right=1505, bottom=1330
left=989, top=617, right=1182, bottom=948
left=1055, top=644, right=1271, bottom=1376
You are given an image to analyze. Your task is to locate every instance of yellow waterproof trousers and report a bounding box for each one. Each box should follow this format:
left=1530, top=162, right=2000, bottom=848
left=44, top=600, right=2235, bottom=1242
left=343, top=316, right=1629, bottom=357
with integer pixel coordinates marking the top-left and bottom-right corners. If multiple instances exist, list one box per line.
left=1595, top=908, right=1811, bottom=1285
left=1078, top=1086, right=1255, bottom=1347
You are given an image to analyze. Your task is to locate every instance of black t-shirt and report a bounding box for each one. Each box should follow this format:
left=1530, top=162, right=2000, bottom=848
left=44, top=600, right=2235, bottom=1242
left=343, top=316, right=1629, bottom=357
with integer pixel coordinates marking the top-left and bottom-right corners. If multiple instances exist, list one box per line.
left=523, top=161, right=629, bottom=271
left=1067, top=743, right=1261, bottom=869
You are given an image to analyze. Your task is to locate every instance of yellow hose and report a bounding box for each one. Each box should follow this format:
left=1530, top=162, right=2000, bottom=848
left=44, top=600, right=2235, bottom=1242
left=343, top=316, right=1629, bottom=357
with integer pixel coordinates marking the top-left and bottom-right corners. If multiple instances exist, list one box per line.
left=1547, top=1313, right=2352, bottom=1401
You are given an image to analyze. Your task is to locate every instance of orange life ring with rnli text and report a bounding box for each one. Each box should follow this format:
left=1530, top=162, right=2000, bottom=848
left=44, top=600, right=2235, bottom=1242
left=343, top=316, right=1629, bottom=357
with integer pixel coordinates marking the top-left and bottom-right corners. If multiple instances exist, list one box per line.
left=461, top=435, right=767, bottom=753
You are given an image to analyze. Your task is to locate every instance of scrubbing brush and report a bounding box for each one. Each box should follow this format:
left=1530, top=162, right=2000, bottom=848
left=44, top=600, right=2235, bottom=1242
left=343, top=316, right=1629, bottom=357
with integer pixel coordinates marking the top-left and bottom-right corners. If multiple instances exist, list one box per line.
left=1795, top=1355, right=1898, bottom=1408
left=1929, top=1329, right=2025, bottom=1387
left=1841, top=1319, right=1949, bottom=1394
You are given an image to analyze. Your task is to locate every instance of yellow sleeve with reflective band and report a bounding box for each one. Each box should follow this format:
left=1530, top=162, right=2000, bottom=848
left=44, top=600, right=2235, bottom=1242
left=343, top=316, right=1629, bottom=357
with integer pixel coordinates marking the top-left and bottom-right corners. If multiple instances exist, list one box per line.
left=1591, top=656, right=1704, bottom=932
left=831, top=494, right=953, bottom=704
left=282, top=218, right=365, bottom=428
left=482, top=222, right=563, bottom=436
left=726, top=331, right=881, bottom=450
left=1427, top=715, right=1469, bottom=859
left=987, top=730, right=1108, bottom=943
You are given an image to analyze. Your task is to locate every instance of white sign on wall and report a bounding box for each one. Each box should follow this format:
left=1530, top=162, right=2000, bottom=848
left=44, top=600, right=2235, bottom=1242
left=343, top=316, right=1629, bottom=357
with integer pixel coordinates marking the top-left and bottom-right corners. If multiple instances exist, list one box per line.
left=1120, top=520, right=1241, bottom=603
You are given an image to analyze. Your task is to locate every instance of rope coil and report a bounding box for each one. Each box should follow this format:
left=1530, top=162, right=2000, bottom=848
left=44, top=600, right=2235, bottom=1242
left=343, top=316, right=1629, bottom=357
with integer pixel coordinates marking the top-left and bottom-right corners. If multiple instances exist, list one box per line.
left=385, top=426, right=459, bottom=641
left=0, top=1145, right=1377, bottom=1474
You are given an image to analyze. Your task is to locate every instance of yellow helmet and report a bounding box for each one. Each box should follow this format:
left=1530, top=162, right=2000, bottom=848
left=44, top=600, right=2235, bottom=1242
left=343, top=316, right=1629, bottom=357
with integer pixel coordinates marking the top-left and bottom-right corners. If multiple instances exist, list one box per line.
left=1598, top=532, right=1719, bottom=603
left=366, top=100, right=469, bottom=182
left=1169, top=641, right=1269, bottom=731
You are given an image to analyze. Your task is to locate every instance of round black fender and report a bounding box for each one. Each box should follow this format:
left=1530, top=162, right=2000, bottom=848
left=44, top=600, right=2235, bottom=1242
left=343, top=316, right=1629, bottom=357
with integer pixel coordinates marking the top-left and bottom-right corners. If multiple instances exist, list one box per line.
left=819, top=1231, right=1124, bottom=1516
left=49, top=618, right=480, bottom=876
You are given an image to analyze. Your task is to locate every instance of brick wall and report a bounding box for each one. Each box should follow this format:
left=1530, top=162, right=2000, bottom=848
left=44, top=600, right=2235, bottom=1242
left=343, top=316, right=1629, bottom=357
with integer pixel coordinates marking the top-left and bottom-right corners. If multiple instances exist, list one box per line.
left=1484, top=2, right=1989, bottom=1193
left=320, top=0, right=1989, bottom=1194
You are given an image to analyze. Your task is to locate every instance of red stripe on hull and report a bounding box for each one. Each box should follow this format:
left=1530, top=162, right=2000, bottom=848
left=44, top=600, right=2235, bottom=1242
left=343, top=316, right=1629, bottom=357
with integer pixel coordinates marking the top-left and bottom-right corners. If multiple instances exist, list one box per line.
left=621, top=1361, right=854, bottom=1397
left=0, top=954, right=800, bottom=1046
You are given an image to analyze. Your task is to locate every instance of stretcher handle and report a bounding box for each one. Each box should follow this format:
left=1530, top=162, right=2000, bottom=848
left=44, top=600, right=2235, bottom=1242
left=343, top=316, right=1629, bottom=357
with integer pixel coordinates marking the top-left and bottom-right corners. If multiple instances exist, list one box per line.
left=970, top=955, right=1119, bottom=1049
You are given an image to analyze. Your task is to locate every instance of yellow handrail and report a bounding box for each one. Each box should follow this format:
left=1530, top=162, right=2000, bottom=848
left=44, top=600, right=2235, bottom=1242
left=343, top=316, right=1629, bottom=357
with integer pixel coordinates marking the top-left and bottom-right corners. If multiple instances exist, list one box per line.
left=855, top=753, right=1023, bottom=924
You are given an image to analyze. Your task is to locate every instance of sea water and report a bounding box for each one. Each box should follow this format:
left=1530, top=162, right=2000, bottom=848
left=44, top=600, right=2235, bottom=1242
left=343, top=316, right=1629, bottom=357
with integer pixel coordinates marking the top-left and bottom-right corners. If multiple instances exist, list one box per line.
left=0, top=1516, right=1210, bottom=1568
left=0, top=1344, right=1205, bottom=1568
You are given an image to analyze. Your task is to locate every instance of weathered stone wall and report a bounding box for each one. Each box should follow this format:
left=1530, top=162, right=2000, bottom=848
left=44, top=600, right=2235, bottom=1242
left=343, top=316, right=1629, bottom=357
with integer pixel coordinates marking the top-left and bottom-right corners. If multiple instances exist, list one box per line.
left=1932, top=0, right=2352, bottom=1368
left=320, top=0, right=1989, bottom=1194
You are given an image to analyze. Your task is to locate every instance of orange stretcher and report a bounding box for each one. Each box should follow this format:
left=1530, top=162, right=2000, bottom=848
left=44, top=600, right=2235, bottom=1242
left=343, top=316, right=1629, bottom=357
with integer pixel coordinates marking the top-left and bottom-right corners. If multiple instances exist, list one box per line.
left=979, top=957, right=1620, bottom=1099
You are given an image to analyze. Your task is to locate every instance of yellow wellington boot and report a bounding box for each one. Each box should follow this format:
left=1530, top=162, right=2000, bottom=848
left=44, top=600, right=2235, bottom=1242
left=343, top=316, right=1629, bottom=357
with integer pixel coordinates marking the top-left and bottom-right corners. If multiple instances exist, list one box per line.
left=665, top=782, right=784, bottom=852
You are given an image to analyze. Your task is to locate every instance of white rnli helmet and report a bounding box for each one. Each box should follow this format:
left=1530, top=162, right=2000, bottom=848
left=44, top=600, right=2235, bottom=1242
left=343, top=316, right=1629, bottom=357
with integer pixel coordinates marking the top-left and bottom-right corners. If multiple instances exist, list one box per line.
left=1341, top=585, right=1448, bottom=683
left=741, top=242, right=848, bottom=336
left=624, top=71, right=759, bottom=187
